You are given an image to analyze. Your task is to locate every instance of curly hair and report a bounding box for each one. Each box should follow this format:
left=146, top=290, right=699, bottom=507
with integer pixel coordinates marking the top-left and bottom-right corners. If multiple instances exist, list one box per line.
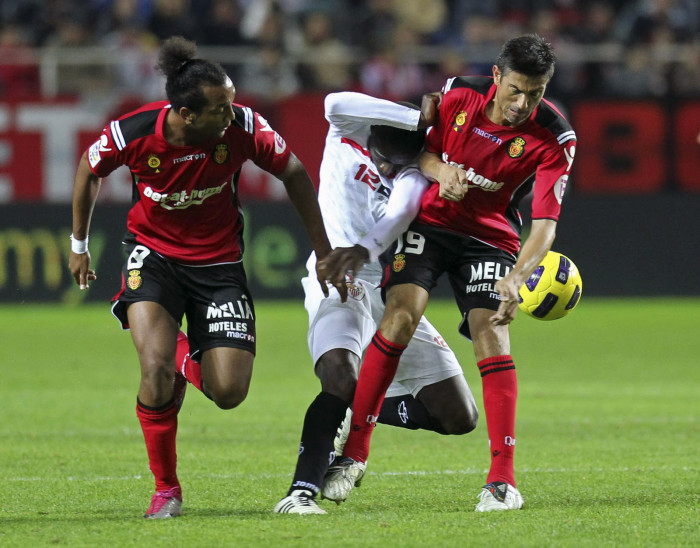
left=156, top=36, right=229, bottom=112
left=496, top=34, right=556, bottom=80
left=368, top=101, right=426, bottom=166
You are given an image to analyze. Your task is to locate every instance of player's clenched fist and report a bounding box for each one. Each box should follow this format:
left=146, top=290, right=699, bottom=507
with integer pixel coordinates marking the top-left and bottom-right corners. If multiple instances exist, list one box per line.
left=437, top=163, right=469, bottom=202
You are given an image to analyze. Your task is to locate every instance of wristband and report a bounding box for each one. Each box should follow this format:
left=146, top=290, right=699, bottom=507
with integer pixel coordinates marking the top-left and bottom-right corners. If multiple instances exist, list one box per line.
left=70, top=234, right=89, bottom=254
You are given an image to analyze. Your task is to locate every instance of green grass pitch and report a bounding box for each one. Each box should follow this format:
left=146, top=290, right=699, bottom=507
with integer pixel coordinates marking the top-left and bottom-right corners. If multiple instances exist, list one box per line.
left=1, top=298, right=698, bottom=547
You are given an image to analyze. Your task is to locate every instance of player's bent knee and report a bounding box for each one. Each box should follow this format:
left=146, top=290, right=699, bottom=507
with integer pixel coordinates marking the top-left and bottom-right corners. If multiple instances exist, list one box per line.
left=320, top=377, right=356, bottom=404
left=381, top=307, right=421, bottom=342
left=459, top=412, right=479, bottom=435
left=440, top=405, right=479, bottom=435
left=443, top=418, right=478, bottom=435
left=139, top=362, right=176, bottom=399
left=316, top=350, right=358, bottom=403
left=318, top=365, right=357, bottom=402
left=210, top=385, right=249, bottom=410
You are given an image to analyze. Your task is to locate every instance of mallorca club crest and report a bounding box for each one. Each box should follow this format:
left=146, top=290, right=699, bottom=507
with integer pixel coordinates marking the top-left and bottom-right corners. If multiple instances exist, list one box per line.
left=507, top=136, right=526, bottom=158
left=452, top=111, right=468, bottom=133
left=393, top=254, right=406, bottom=272
left=214, top=143, right=229, bottom=164
left=127, top=269, right=142, bottom=290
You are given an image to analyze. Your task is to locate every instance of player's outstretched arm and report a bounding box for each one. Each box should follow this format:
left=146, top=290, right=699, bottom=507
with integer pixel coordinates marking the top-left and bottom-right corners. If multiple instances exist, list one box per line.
left=491, top=219, right=557, bottom=325
left=69, top=152, right=101, bottom=290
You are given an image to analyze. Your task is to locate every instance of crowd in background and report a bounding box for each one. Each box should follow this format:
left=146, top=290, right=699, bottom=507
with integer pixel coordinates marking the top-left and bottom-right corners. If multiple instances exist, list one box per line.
left=0, top=0, right=698, bottom=104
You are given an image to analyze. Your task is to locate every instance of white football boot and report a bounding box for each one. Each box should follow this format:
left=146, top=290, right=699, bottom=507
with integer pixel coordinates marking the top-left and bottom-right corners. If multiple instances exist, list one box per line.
left=144, top=486, right=183, bottom=519
left=321, top=457, right=366, bottom=504
left=273, top=489, right=327, bottom=515
left=475, top=482, right=524, bottom=512
left=334, top=408, right=352, bottom=456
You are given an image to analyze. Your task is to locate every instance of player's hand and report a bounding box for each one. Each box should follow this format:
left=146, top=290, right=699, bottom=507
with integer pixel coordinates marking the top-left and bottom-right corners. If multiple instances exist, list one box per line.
left=314, top=245, right=333, bottom=298
left=419, top=92, right=442, bottom=128
left=69, top=251, right=96, bottom=290
left=316, top=270, right=330, bottom=298
left=490, top=276, right=521, bottom=325
left=316, top=259, right=348, bottom=302
left=317, top=245, right=369, bottom=303
left=321, top=244, right=368, bottom=282
left=437, top=164, right=469, bottom=201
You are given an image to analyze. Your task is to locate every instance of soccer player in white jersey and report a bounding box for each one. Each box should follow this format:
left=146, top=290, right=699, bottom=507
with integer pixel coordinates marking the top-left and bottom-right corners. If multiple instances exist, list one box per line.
left=273, top=92, right=479, bottom=514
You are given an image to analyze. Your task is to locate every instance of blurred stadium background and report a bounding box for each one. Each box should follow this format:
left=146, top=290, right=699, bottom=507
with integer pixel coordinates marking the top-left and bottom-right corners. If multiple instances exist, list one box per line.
left=1, top=0, right=699, bottom=303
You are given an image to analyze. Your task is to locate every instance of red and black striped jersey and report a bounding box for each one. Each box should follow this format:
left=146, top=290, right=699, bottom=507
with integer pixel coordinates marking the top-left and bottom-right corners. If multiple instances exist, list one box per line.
left=419, top=76, right=577, bottom=256
left=86, top=100, right=291, bottom=265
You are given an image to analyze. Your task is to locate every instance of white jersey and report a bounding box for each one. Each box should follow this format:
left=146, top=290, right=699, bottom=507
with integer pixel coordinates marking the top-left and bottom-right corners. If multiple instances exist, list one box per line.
left=303, top=92, right=466, bottom=396
left=315, top=92, right=424, bottom=283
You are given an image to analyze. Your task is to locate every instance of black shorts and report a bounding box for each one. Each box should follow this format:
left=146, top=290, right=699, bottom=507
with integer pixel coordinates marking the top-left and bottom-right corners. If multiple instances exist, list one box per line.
left=111, top=243, right=256, bottom=358
left=379, top=223, right=516, bottom=339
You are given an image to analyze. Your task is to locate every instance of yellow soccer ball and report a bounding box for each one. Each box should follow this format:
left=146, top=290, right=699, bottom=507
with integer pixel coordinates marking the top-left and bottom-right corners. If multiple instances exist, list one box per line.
left=518, top=251, right=583, bottom=320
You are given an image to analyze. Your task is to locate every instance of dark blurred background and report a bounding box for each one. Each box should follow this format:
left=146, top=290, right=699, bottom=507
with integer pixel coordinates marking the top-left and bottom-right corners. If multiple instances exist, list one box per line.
left=1, top=0, right=698, bottom=301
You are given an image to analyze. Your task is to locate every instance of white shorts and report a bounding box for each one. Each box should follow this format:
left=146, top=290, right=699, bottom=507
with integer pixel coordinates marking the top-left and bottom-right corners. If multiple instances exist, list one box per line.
left=302, top=268, right=464, bottom=398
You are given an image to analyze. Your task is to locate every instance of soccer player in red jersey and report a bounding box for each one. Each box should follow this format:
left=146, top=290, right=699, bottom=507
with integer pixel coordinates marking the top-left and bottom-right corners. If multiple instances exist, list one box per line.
left=321, top=34, right=577, bottom=511
left=68, top=36, right=332, bottom=519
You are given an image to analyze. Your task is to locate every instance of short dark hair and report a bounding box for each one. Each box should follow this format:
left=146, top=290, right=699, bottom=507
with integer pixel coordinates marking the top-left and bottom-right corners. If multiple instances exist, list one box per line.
left=369, top=102, right=426, bottom=166
left=496, top=34, right=556, bottom=80
left=156, top=36, right=229, bottom=113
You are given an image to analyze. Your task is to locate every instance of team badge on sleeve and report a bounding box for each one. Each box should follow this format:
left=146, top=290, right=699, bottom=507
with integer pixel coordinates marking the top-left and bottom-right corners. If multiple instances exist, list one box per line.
left=88, top=135, right=111, bottom=168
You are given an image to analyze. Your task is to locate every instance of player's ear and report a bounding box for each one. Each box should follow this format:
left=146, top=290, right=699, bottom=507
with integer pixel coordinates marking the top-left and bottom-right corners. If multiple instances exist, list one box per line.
left=179, top=106, right=196, bottom=124
left=492, top=65, right=501, bottom=84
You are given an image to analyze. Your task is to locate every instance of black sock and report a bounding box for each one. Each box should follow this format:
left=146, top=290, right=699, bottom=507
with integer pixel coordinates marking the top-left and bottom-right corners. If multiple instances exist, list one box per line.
left=288, top=391, right=348, bottom=496
left=378, top=394, right=447, bottom=434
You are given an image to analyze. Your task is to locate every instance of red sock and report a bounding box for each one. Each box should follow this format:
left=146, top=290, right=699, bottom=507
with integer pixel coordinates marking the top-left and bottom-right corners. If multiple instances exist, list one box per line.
left=343, top=332, right=406, bottom=463
left=478, top=355, right=518, bottom=486
left=136, top=399, right=180, bottom=493
left=176, top=331, right=203, bottom=392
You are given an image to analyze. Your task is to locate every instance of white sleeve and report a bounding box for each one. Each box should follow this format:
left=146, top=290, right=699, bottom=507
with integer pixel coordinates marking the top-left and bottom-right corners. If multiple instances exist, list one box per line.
left=324, top=92, right=421, bottom=136
left=357, top=168, right=429, bottom=262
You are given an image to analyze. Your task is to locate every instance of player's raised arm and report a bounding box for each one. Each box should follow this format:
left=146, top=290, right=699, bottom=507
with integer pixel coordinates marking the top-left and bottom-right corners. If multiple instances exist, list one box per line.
left=69, top=151, right=102, bottom=290
left=324, top=91, right=421, bottom=132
